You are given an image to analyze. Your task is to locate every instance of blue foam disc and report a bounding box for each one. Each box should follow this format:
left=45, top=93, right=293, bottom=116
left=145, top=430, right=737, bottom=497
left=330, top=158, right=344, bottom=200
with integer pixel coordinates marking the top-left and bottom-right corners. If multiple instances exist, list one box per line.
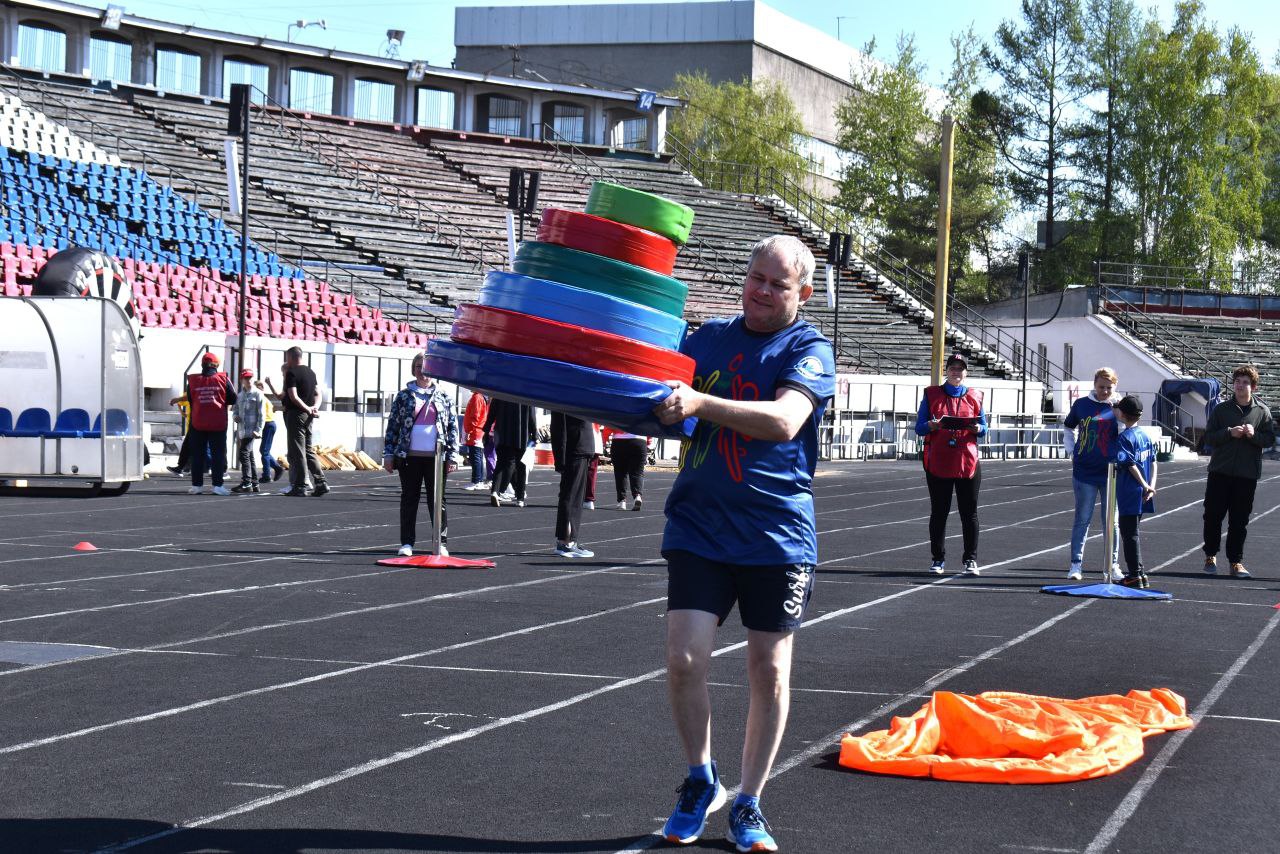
left=478, top=271, right=687, bottom=351
left=424, top=339, right=695, bottom=439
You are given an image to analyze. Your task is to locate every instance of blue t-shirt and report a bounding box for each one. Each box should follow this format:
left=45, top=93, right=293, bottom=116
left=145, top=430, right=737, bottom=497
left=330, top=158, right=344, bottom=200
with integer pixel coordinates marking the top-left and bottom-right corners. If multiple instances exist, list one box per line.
left=1115, top=426, right=1156, bottom=516
left=662, top=316, right=836, bottom=565
left=1064, top=396, right=1118, bottom=486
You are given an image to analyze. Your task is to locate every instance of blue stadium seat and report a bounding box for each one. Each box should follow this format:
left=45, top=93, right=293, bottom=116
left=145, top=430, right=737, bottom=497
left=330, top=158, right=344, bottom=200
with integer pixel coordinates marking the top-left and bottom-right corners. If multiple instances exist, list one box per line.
left=0, top=407, right=12, bottom=436
left=93, top=408, right=131, bottom=436
left=49, top=408, right=92, bottom=438
left=10, top=408, right=52, bottom=437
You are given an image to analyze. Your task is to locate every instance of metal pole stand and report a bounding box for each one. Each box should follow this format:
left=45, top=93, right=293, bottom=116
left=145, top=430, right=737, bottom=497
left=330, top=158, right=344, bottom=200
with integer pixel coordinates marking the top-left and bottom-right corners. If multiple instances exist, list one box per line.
left=376, top=448, right=495, bottom=569
left=1102, top=462, right=1117, bottom=584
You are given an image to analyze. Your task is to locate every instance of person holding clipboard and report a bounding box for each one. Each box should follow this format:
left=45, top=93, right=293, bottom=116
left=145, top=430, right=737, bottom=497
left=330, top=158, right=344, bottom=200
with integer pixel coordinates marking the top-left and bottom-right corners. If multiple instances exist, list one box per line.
left=916, top=353, right=988, bottom=575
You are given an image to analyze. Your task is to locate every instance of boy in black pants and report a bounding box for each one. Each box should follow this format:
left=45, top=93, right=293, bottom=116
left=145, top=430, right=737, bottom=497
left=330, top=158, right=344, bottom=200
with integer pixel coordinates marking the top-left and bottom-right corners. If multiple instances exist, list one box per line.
left=1114, top=395, right=1157, bottom=588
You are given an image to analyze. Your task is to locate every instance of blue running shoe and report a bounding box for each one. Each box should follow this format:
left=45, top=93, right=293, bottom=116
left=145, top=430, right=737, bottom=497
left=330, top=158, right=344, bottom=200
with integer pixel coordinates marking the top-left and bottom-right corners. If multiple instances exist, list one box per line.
left=726, top=802, right=778, bottom=852
left=661, top=762, right=726, bottom=844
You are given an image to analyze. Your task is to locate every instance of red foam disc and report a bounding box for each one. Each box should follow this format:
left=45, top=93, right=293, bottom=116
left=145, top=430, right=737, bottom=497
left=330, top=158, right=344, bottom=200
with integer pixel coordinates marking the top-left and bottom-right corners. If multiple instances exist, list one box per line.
left=376, top=555, right=495, bottom=568
left=537, top=208, right=679, bottom=275
left=450, top=304, right=695, bottom=386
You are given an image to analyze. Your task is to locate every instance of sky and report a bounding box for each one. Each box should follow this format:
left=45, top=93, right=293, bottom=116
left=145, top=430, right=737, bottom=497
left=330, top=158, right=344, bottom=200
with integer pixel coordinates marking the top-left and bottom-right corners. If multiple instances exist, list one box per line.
left=108, top=0, right=1279, bottom=88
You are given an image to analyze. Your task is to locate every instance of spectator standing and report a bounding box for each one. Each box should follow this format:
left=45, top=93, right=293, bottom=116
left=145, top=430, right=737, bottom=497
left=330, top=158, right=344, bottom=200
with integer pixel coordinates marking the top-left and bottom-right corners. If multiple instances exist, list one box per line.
left=1114, top=395, right=1157, bottom=589
left=607, top=428, right=650, bottom=510
left=256, top=380, right=285, bottom=482
left=1201, top=365, right=1275, bottom=578
left=462, top=390, right=492, bottom=491
left=231, top=369, right=265, bottom=493
left=915, top=353, right=988, bottom=575
left=1063, top=368, right=1122, bottom=581
left=166, top=392, right=193, bottom=475
left=651, top=235, right=835, bottom=853
left=280, top=346, right=328, bottom=497
left=485, top=398, right=536, bottom=507
left=382, top=353, right=459, bottom=557
left=186, top=351, right=237, bottom=496
left=551, top=413, right=596, bottom=557
left=582, top=423, right=602, bottom=510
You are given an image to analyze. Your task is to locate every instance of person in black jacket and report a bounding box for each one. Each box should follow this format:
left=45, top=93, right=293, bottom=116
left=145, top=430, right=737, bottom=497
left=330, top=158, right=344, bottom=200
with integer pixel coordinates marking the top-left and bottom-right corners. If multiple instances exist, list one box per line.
left=551, top=412, right=595, bottom=558
left=484, top=398, right=536, bottom=507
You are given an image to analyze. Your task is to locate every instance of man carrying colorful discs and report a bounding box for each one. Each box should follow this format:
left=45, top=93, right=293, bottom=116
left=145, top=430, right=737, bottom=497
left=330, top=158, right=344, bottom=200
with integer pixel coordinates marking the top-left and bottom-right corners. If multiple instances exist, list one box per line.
left=652, top=235, right=835, bottom=852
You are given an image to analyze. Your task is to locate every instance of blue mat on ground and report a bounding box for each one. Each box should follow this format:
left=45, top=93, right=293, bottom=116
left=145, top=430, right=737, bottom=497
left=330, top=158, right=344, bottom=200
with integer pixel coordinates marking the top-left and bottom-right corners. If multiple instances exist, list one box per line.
left=424, top=339, right=695, bottom=439
left=1041, top=582, right=1172, bottom=600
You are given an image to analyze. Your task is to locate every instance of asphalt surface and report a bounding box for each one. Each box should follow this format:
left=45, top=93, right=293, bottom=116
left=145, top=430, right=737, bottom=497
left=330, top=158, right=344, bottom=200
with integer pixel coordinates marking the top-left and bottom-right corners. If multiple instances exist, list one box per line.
left=1, top=459, right=1278, bottom=854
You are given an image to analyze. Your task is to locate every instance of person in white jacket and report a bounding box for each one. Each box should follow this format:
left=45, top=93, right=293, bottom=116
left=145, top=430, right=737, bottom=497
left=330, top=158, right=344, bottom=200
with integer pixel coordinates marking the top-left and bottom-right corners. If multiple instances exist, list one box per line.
left=232, top=369, right=266, bottom=494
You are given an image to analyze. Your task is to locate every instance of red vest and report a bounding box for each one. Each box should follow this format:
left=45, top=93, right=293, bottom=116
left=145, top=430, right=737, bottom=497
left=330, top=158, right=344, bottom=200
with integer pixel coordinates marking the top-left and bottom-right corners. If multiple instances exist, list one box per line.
left=921, top=385, right=983, bottom=479
left=188, top=372, right=230, bottom=431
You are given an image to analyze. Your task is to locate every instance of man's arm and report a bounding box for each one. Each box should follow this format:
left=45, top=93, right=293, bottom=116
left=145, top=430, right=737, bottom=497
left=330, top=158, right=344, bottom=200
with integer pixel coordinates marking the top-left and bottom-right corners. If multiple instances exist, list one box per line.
left=655, top=382, right=815, bottom=442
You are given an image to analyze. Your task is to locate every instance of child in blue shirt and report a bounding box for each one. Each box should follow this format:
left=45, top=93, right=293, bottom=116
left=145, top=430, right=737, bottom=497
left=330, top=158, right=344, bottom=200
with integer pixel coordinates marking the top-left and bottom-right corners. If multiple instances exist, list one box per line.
left=1114, top=395, right=1157, bottom=588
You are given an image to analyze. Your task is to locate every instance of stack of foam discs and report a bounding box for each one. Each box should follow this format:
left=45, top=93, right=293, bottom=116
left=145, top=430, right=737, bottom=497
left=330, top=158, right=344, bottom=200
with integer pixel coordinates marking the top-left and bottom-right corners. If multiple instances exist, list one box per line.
left=425, top=182, right=697, bottom=437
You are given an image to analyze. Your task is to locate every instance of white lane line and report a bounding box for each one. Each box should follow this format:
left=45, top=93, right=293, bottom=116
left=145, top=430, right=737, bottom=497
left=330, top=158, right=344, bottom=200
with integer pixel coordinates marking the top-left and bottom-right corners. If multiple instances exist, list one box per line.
left=611, top=600, right=1095, bottom=852
left=0, top=561, right=665, bottom=680
left=1084, top=609, right=1280, bottom=854
left=0, top=561, right=418, bottom=626
left=0, top=596, right=667, bottom=757
left=0, top=554, right=379, bottom=591
left=1204, top=714, right=1280, bottom=724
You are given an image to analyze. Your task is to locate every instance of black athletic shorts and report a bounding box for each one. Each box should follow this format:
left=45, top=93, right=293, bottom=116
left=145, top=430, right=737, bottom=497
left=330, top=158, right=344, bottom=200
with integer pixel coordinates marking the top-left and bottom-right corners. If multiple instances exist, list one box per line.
left=664, top=549, right=815, bottom=633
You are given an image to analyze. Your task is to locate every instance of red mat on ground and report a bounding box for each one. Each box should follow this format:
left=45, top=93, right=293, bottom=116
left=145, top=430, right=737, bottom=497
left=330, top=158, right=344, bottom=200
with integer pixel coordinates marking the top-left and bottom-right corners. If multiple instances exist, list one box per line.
left=536, top=208, right=678, bottom=275
left=450, top=303, right=694, bottom=385
left=376, top=555, right=495, bottom=568
left=838, top=688, right=1192, bottom=783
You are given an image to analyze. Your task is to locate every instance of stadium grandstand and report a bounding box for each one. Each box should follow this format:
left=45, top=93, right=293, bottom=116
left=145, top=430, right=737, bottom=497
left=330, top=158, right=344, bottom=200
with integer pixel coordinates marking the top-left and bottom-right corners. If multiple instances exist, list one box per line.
left=0, top=0, right=1245, bottom=467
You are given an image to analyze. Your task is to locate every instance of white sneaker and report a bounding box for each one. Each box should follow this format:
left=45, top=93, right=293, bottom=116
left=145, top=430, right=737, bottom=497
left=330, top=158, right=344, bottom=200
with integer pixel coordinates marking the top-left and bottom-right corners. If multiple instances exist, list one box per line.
left=1067, top=563, right=1083, bottom=581
left=1110, top=564, right=1126, bottom=583
left=632, top=496, right=643, bottom=511
left=437, top=544, right=449, bottom=557
left=614, top=500, right=627, bottom=510
left=964, top=560, right=980, bottom=576
left=555, top=541, right=594, bottom=558
left=490, top=492, right=503, bottom=507
left=464, top=482, right=485, bottom=491
left=515, top=499, right=526, bottom=507
left=397, top=544, right=413, bottom=557
left=582, top=500, right=595, bottom=510
left=499, top=489, right=515, bottom=501
left=211, top=486, right=231, bottom=496
left=187, top=486, right=202, bottom=495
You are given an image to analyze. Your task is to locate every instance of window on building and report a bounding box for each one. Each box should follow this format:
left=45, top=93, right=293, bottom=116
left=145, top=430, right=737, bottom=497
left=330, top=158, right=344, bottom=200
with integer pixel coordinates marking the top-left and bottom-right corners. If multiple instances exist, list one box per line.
left=793, top=134, right=850, bottom=181
left=610, top=114, right=648, bottom=150
left=155, top=47, right=202, bottom=95
left=17, top=22, right=66, bottom=73
left=223, top=58, right=269, bottom=104
left=1036, top=343, right=1049, bottom=383
left=477, top=94, right=523, bottom=136
left=415, top=87, right=454, bottom=129
left=89, top=34, right=131, bottom=84
left=289, top=68, right=334, bottom=114
left=1063, top=343, right=1074, bottom=379
left=353, top=78, right=395, bottom=122
left=542, top=101, right=586, bottom=143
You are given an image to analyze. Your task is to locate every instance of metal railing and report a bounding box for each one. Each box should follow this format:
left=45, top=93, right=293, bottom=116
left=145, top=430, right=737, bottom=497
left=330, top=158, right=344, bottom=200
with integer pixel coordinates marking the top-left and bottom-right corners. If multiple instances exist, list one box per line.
left=663, top=138, right=1078, bottom=385
left=0, top=66, right=441, bottom=332
left=1094, top=284, right=1226, bottom=380
left=1096, top=259, right=1280, bottom=295
left=246, top=88, right=496, bottom=272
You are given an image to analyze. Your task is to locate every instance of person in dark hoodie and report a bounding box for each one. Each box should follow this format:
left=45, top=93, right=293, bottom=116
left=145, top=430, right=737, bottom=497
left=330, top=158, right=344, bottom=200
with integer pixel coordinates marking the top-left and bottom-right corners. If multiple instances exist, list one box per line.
left=1201, top=364, right=1275, bottom=578
left=382, top=352, right=458, bottom=557
left=550, top=412, right=595, bottom=558
left=485, top=398, right=536, bottom=507
left=185, top=351, right=237, bottom=495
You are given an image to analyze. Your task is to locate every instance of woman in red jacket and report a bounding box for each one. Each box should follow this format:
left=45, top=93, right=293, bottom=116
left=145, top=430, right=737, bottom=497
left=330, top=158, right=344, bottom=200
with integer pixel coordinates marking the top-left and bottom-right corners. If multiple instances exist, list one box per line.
left=462, top=390, right=491, bottom=490
left=915, top=353, right=988, bottom=576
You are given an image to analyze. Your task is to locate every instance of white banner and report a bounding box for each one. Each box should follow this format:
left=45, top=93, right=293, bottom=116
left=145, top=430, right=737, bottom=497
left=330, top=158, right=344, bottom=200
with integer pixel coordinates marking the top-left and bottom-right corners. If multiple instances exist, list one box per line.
left=223, top=137, right=241, bottom=217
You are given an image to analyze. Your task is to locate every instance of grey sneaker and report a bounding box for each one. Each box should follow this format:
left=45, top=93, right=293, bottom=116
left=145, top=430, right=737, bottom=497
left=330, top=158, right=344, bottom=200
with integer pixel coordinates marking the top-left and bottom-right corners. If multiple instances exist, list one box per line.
left=1203, top=555, right=1218, bottom=574
left=555, top=541, right=594, bottom=558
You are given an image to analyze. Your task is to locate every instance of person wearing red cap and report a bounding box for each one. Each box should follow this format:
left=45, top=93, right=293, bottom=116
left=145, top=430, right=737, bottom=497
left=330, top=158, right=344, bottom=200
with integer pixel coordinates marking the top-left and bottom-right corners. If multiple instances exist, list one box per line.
left=186, top=351, right=237, bottom=495
left=232, top=369, right=266, bottom=493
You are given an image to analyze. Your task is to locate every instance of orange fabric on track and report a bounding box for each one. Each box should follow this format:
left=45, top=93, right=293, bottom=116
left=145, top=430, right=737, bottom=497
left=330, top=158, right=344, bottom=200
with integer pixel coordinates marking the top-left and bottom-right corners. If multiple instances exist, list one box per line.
left=838, top=689, right=1192, bottom=784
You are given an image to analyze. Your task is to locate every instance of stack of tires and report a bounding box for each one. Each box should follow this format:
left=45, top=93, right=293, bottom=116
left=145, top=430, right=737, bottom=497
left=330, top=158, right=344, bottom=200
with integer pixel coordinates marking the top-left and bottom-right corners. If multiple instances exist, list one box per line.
left=426, top=182, right=697, bottom=437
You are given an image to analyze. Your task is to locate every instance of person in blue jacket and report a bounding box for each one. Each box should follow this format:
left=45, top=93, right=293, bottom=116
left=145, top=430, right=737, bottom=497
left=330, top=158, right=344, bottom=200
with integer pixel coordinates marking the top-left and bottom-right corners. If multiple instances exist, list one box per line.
left=1114, top=395, right=1157, bottom=588
left=1062, top=367, right=1122, bottom=581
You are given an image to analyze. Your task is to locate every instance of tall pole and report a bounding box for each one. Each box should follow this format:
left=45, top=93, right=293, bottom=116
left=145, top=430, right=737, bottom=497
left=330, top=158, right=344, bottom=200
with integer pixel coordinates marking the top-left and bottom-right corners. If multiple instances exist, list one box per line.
left=930, top=115, right=955, bottom=386
left=236, top=92, right=251, bottom=377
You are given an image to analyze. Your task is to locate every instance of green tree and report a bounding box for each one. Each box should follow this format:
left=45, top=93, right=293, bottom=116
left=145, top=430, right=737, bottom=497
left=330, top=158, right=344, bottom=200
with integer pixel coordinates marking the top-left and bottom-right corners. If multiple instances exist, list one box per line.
left=977, top=0, right=1087, bottom=286
left=665, top=72, right=808, bottom=188
left=1254, top=59, right=1280, bottom=254
left=833, top=35, right=933, bottom=260
left=1125, top=1, right=1267, bottom=274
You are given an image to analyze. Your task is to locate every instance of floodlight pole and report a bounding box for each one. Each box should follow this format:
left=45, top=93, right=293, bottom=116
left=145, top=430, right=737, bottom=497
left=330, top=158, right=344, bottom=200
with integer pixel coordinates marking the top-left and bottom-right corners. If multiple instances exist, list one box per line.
left=236, top=91, right=251, bottom=377
left=930, top=115, right=955, bottom=386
